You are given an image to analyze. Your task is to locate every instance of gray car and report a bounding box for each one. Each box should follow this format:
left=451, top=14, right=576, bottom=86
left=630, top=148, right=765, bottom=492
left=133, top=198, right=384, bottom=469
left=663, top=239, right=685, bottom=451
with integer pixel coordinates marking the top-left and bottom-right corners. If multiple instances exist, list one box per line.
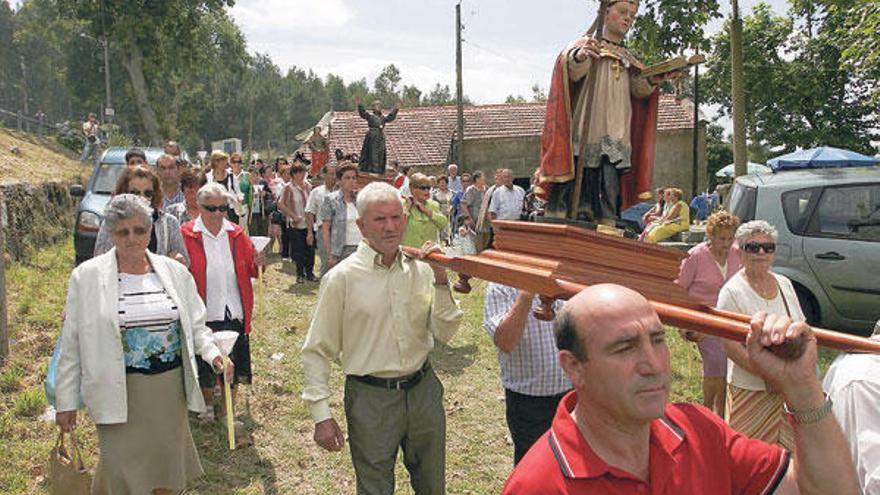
left=69, top=147, right=166, bottom=265
left=727, top=165, right=880, bottom=335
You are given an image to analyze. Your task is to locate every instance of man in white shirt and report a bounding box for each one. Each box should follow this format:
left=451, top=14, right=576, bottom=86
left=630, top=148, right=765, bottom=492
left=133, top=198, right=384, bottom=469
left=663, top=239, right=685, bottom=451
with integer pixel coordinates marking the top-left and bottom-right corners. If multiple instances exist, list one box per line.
left=824, top=319, right=880, bottom=494
left=302, top=181, right=462, bottom=494
left=489, top=168, right=526, bottom=221
left=447, top=163, right=463, bottom=193
left=80, top=112, right=99, bottom=165
left=306, top=164, right=337, bottom=277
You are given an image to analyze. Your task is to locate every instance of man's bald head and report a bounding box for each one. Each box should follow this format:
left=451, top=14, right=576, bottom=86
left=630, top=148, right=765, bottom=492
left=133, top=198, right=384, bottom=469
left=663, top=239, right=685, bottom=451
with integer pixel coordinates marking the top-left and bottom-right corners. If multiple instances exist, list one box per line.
left=555, top=284, right=660, bottom=361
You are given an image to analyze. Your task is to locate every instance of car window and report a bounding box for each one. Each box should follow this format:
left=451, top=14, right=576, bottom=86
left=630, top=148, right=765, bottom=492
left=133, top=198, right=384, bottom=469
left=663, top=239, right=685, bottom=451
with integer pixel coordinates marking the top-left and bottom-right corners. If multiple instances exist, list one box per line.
left=728, top=183, right=756, bottom=222
left=807, top=184, right=880, bottom=242
left=92, top=164, right=126, bottom=194
left=781, top=187, right=819, bottom=235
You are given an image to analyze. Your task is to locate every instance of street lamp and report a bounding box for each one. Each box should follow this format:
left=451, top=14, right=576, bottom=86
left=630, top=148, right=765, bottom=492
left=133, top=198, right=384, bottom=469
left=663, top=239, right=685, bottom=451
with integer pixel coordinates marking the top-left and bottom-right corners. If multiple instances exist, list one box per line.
left=79, top=32, right=113, bottom=139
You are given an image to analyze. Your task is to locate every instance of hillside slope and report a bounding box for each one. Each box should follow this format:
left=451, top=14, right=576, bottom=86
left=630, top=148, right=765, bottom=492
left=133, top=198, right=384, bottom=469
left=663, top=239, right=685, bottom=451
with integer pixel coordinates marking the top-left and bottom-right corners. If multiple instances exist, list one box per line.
left=0, top=128, right=85, bottom=183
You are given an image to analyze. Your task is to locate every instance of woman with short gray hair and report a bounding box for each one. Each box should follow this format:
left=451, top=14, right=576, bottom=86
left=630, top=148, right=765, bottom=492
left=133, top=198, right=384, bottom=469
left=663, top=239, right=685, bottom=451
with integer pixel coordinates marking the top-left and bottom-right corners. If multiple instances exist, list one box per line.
left=718, top=219, right=805, bottom=450
left=56, top=193, right=231, bottom=494
left=734, top=219, right=778, bottom=245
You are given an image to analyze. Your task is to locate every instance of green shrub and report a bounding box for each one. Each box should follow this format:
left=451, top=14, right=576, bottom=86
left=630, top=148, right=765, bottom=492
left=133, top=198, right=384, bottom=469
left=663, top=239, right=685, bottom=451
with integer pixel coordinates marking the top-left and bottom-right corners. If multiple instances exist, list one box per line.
left=0, top=365, right=24, bottom=393
left=13, top=388, right=47, bottom=418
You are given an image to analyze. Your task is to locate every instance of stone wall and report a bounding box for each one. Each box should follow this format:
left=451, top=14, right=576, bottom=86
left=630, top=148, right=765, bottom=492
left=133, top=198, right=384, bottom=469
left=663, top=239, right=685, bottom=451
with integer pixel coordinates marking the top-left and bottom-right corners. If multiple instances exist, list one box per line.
left=653, top=126, right=708, bottom=199
left=1, top=181, right=75, bottom=261
left=461, top=136, right=541, bottom=179
left=457, top=127, right=707, bottom=199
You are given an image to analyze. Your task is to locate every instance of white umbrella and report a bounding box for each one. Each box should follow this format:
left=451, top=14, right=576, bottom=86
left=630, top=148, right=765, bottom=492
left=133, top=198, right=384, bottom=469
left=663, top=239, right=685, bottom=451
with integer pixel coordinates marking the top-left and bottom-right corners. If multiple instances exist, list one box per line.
left=715, top=162, right=771, bottom=178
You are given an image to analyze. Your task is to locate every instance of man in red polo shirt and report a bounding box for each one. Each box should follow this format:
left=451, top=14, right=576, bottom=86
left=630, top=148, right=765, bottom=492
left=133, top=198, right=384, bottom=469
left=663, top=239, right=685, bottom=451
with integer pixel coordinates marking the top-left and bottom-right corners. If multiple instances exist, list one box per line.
left=502, top=284, right=858, bottom=495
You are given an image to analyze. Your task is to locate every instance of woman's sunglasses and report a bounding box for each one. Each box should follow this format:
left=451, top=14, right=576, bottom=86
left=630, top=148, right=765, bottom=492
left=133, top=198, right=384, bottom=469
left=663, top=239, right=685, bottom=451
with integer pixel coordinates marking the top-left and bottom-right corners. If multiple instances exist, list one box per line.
left=201, top=204, right=229, bottom=213
left=742, top=242, right=776, bottom=254
left=129, top=188, right=154, bottom=198
left=112, top=226, right=148, bottom=237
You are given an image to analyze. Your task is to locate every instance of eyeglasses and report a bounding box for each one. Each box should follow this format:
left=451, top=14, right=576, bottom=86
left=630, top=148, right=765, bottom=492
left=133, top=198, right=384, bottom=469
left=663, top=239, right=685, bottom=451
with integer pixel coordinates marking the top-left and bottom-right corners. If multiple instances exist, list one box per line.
left=742, top=242, right=776, bottom=254
left=200, top=204, right=229, bottom=213
left=232, top=160, right=242, bottom=164
left=129, top=188, right=154, bottom=198
left=112, top=226, right=149, bottom=237
left=415, top=186, right=431, bottom=191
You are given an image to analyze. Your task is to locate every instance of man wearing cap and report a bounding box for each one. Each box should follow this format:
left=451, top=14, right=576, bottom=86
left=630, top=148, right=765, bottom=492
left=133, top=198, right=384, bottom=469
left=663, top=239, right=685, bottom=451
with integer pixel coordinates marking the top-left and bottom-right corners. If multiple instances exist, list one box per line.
left=537, top=0, right=677, bottom=222
left=502, top=283, right=859, bottom=494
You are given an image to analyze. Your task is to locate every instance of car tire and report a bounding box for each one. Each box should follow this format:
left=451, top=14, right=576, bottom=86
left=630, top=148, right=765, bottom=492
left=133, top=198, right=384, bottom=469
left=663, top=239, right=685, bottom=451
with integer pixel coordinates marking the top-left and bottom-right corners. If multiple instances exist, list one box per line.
left=793, top=283, right=821, bottom=326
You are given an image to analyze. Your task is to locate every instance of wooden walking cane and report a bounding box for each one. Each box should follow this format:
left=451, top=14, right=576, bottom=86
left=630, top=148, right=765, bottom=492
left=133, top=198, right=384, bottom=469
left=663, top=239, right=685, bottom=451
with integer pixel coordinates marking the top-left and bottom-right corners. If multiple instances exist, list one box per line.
left=568, top=0, right=608, bottom=220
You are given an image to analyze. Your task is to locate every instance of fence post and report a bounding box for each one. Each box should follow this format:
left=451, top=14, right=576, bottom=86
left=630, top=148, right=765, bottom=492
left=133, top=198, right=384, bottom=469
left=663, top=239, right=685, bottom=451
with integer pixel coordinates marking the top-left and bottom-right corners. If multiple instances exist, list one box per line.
left=16, top=111, right=22, bottom=133
left=0, top=191, right=8, bottom=367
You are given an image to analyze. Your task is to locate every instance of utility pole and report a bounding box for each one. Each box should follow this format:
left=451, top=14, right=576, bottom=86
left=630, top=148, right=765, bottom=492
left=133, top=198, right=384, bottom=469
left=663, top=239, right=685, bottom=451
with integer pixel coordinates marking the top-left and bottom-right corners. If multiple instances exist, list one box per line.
left=730, top=0, right=748, bottom=178
left=19, top=56, right=29, bottom=133
left=691, top=64, right=700, bottom=197
left=103, top=35, right=113, bottom=139
left=455, top=2, right=465, bottom=167
left=0, top=194, right=8, bottom=367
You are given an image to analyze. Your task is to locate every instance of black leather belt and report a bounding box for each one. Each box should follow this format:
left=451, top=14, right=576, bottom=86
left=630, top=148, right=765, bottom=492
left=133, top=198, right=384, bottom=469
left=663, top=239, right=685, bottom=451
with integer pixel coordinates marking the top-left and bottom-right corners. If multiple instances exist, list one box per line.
left=348, top=361, right=431, bottom=391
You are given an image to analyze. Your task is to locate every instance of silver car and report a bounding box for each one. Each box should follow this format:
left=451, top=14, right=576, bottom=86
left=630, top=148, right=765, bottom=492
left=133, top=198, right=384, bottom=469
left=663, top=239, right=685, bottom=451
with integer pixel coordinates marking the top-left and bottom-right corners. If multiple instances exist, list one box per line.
left=728, top=166, right=880, bottom=335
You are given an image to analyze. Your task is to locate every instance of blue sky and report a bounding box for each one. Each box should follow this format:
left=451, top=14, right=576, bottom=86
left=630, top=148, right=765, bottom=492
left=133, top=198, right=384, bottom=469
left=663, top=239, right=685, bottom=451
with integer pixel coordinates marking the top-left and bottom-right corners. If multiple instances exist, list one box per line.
left=229, top=0, right=791, bottom=105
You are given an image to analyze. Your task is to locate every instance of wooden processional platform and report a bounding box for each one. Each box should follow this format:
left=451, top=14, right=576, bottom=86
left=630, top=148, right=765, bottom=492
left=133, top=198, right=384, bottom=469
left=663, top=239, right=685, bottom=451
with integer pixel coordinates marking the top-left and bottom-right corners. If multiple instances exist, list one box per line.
left=406, top=220, right=880, bottom=355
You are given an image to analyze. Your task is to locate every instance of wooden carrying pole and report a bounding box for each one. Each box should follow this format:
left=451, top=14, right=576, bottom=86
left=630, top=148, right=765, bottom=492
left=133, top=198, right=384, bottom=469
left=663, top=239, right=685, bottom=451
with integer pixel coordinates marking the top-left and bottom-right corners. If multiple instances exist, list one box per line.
left=401, top=247, right=880, bottom=355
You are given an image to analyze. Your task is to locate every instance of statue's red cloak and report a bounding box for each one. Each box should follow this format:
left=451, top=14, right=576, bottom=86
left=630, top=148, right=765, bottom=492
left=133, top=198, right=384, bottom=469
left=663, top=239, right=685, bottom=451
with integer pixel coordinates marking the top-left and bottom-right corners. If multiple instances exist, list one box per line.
left=537, top=51, right=660, bottom=211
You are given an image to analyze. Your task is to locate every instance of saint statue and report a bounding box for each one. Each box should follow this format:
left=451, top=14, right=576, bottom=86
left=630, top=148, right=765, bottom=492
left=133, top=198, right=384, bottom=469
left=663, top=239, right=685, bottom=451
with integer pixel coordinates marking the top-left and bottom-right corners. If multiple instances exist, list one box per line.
left=357, top=100, right=399, bottom=175
left=537, top=0, right=676, bottom=222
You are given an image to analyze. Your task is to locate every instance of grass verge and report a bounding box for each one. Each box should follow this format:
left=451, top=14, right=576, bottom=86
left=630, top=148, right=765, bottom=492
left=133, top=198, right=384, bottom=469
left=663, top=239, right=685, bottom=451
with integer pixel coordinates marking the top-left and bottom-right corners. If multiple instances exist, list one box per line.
left=0, top=242, right=839, bottom=493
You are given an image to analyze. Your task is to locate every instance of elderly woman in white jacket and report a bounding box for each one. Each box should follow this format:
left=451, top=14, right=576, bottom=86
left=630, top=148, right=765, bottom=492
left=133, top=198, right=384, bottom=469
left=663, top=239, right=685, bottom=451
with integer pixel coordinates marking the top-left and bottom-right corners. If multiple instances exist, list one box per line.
left=55, top=194, right=231, bottom=495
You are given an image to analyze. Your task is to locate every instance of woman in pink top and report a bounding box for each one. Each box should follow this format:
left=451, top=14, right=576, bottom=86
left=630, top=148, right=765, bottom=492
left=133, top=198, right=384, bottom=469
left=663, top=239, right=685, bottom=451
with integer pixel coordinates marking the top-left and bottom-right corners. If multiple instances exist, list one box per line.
left=675, top=210, right=742, bottom=416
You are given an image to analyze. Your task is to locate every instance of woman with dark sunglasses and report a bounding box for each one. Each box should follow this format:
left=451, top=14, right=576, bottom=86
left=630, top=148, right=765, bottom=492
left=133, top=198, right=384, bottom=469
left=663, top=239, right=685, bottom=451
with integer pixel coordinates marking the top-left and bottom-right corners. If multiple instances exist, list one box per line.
left=717, top=219, right=806, bottom=450
left=93, top=166, right=190, bottom=266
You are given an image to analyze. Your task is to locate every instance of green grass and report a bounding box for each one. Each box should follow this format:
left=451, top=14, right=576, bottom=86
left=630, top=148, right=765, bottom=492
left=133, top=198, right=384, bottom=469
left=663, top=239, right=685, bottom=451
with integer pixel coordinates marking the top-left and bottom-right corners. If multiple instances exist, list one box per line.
left=0, top=241, right=840, bottom=494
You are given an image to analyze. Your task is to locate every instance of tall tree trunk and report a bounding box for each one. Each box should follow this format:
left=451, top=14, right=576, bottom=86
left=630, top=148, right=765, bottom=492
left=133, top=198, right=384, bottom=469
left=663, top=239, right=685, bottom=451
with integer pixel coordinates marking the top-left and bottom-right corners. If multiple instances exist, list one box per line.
left=730, top=0, right=748, bottom=177
left=119, top=31, right=162, bottom=145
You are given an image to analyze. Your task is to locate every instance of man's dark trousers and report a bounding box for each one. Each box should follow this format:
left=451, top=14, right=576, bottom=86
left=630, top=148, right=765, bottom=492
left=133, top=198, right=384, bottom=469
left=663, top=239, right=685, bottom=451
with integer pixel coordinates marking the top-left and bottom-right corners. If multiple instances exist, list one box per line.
left=344, top=367, right=446, bottom=494
left=505, top=389, right=568, bottom=464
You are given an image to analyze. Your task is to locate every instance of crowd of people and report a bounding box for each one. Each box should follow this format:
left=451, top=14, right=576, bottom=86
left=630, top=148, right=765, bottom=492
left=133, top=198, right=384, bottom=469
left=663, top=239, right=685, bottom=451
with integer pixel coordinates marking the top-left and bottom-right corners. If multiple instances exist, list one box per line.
left=52, top=144, right=878, bottom=494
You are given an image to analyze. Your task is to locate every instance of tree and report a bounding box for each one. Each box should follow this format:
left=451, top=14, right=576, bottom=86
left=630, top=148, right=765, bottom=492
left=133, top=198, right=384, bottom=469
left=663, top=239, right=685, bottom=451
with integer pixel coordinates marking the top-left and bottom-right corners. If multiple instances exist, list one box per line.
left=425, top=83, right=454, bottom=105
left=630, top=0, right=723, bottom=62
left=57, top=0, right=235, bottom=144
left=836, top=0, right=880, bottom=105
left=706, top=123, right=733, bottom=187
left=530, top=84, right=547, bottom=103
left=505, top=94, right=526, bottom=104
left=703, top=1, right=878, bottom=156
left=373, top=64, right=401, bottom=107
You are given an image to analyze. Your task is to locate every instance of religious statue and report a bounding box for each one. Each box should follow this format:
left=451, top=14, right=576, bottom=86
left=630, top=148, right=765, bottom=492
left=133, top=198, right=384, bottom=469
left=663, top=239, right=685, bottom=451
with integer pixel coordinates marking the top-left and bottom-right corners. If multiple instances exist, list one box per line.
left=537, top=0, right=678, bottom=223
left=357, top=100, right=399, bottom=175
left=305, top=126, right=329, bottom=176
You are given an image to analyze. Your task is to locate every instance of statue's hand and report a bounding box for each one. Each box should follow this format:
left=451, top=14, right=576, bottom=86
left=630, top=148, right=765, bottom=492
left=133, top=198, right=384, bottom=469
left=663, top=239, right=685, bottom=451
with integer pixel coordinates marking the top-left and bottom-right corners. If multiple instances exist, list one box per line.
left=572, top=37, right=600, bottom=62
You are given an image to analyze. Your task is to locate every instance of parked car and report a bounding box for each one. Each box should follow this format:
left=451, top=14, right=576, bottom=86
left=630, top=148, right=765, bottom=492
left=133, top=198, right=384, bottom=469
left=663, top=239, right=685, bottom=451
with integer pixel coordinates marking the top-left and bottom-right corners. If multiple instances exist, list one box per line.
left=727, top=166, right=880, bottom=335
left=69, top=147, right=165, bottom=265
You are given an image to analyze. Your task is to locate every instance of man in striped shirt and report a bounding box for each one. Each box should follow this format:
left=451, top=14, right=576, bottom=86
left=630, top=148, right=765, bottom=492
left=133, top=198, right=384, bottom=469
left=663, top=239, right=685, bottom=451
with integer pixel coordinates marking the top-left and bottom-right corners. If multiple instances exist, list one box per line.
left=483, top=282, right=571, bottom=464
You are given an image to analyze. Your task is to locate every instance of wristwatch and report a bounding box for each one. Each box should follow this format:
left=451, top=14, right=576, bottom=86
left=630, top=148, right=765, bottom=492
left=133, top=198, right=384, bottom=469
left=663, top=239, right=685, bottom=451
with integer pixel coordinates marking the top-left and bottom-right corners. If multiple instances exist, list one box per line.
left=784, top=394, right=833, bottom=424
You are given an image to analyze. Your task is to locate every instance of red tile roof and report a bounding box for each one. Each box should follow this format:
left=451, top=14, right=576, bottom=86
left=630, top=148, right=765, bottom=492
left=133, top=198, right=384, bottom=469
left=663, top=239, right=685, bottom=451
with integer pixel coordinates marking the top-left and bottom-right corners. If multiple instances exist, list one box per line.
left=299, top=96, right=695, bottom=169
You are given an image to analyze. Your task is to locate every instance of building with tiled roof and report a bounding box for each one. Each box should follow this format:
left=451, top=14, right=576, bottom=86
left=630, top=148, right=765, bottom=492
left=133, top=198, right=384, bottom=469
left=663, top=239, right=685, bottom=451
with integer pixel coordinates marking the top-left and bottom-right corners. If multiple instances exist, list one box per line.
left=301, top=95, right=706, bottom=196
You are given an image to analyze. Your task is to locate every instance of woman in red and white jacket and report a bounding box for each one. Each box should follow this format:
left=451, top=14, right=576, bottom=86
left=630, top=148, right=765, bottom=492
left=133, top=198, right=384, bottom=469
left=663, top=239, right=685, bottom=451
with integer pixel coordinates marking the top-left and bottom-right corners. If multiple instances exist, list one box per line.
left=180, top=183, right=264, bottom=431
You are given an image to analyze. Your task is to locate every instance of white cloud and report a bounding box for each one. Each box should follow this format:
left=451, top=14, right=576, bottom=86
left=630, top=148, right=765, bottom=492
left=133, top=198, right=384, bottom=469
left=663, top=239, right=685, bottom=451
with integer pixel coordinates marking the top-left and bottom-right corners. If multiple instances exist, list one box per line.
left=229, top=0, right=356, bottom=31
